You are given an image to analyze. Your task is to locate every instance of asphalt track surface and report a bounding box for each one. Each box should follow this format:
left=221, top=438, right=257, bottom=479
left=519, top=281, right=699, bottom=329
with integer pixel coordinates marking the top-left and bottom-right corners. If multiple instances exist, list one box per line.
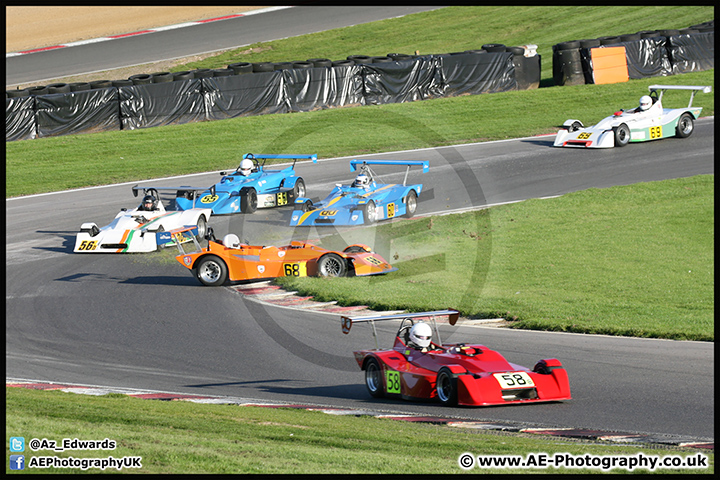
left=6, top=6, right=443, bottom=86
left=6, top=120, right=714, bottom=443
left=5, top=5, right=714, bottom=444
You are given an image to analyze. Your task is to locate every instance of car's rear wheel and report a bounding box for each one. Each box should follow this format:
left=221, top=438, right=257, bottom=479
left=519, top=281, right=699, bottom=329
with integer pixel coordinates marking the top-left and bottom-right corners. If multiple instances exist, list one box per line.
left=436, top=367, right=458, bottom=406
left=404, top=190, right=418, bottom=218
left=613, top=123, right=630, bottom=147
left=675, top=113, right=694, bottom=138
left=241, top=188, right=258, bottom=214
left=195, top=255, right=228, bottom=286
left=317, top=253, right=347, bottom=277
left=292, top=178, right=306, bottom=199
left=364, top=358, right=385, bottom=398
left=195, top=215, right=207, bottom=239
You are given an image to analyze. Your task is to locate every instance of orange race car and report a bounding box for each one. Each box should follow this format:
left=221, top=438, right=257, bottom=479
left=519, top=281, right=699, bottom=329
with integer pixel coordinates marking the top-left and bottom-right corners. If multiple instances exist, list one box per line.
left=172, top=227, right=397, bottom=286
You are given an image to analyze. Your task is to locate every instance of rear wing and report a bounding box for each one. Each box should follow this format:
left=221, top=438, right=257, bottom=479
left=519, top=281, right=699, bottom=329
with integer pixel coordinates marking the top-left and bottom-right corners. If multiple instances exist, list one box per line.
left=132, top=185, right=210, bottom=209
left=350, top=160, right=430, bottom=186
left=170, top=226, right=202, bottom=255
left=243, top=153, right=318, bottom=169
left=648, top=85, right=712, bottom=108
left=341, top=309, right=459, bottom=349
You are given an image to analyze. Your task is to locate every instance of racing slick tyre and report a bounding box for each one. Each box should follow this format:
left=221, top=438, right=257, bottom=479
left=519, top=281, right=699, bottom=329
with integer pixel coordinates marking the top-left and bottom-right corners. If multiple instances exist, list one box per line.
left=364, top=358, right=385, bottom=398
left=436, top=367, right=459, bottom=406
left=568, top=121, right=583, bottom=132
left=613, top=123, right=630, bottom=147
left=404, top=190, right=418, bottom=218
left=675, top=113, right=694, bottom=138
left=195, top=256, right=229, bottom=286
left=241, top=188, right=258, bottom=214
left=292, top=178, right=306, bottom=199
left=195, top=215, right=208, bottom=240
left=301, top=199, right=314, bottom=213
left=364, top=200, right=378, bottom=225
left=317, top=253, right=348, bottom=277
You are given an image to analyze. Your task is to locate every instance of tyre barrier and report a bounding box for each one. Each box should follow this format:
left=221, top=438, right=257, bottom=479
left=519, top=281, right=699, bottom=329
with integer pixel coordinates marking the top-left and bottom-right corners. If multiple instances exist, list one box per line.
left=192, top=68, right=214, bottom=78
left=273, top=62, right=294, bottom=70
left=172, top=71, right=195, bottom=81
left=482, top=43, right=507, bottom=52
left=28, top=85, right=50, bottom=96
left=151, top=72, right=174, bottom=83
left=291, top=61, right=314, bottom=69
left=70, top=82, right=91, bottom=92
left=228, top=62, right=253, bottom=74
left=212, top=68, right=234, bottom=77
left=111, top=79, right=133, bottom=87
left=331, top=59, right=354, bottom=67
left=6, top=88, right=30, bottom=98
left=129, top=74, right=153, bottom=85
left=307, top=58, right=332, bottom=67
left=347, top=55, right=372, bottom=64
left=89, top=80, right=112, bottom=89
left=47, top=83, right=71, bottom=94
left=252, top=62, right=275, bottom=72
left=371, top=56, right=392, bottom=63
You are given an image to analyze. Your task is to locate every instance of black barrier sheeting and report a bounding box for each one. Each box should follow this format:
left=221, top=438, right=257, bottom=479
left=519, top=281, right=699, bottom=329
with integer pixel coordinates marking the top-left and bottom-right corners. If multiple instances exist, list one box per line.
left=283, top=65, right=365, bottom=112
left=203, top=72, right=287, bottom=120
left=119, top=80, right=205, bottom=130
left=668, top=31, right=714, bottom=74
left=362, top=57, right=443, bottom=104
left=622, top=37, right=672, bottom=79
left=439, top=52, right=516, bottom=96
left=6, top=96, right=36, bottom=141
left=36, top=88, right=120, bottom=138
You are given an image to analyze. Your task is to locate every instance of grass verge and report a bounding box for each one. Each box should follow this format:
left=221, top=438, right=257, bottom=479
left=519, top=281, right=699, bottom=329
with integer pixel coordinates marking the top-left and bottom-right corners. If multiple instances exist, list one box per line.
left=276, top=175, right=714, bottom=341
left=5, top=388, right=713, bottom=474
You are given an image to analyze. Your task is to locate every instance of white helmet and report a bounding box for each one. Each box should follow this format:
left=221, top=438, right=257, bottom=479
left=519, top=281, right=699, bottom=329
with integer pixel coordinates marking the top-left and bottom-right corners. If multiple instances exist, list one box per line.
left=639, top=95, right=653, bottom=111
left=409, top=322, right=432, bottom=348
left=352, top=174, right=370, bottom=188
left=222, top=233, right=241, bottom=248
left=239, top=159, right=254, bottom=176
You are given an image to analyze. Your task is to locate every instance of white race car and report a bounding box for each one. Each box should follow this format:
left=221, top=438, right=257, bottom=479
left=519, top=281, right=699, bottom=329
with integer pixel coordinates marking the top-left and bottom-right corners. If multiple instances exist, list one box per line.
left=74, top=187, right=212, bottom=253
left=554, top=84, right=711, bottom=148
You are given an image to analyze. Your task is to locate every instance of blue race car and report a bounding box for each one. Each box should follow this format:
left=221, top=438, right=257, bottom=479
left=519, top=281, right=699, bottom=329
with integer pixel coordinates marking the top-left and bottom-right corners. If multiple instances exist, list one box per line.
left=290, top=160, right=428, bottom=226
left=174, top=153, right=317, bottom=215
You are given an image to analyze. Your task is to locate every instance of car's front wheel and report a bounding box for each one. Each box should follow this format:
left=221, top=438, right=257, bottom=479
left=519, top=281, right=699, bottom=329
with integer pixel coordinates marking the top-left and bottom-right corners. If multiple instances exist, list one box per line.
left=436, top=367, right=458, bottom=406
left=675, top=113, right=694, bottom=138
left=613, top=123, right=630, bottom=147
left=317, top=253, right=347, bottom=277
left=241, top=188, right=258, bottom=214
left=195, top=255, right=228, bottom=286
left=404, top=190, right=418, bottom=218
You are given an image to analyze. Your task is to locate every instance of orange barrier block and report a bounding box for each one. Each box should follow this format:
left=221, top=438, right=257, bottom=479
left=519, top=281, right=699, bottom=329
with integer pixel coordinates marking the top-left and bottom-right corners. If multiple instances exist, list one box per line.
left=591, top=46, right=628, bottom=84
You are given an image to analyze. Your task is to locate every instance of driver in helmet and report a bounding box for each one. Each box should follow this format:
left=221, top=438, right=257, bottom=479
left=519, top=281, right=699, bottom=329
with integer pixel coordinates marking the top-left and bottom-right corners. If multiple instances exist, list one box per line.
left=139, top=194, right=157, bottom=211
left=351, top=174, right=371, bottom=189
left=407, top=322, right=438, bottom=352
left=238, top=159, right=254, bottom=176
left=629, top=95, right=659, bottom=119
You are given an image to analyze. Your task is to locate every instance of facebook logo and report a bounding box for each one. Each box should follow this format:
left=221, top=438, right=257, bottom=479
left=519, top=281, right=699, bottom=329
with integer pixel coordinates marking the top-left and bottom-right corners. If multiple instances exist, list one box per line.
left=10, top=437, right=25, bottom=452
left=10, top=455, right=25, bottom=470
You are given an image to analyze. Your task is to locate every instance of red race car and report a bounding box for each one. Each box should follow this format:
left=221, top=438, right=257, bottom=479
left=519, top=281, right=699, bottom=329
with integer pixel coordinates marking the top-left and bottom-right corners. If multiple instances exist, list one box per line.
left=341, top=310, right=571, bottom=407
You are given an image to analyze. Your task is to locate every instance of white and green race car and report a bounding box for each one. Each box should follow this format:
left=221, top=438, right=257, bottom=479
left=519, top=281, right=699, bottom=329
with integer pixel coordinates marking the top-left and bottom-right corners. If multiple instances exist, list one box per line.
left=554, top=84, right=711, bottom=148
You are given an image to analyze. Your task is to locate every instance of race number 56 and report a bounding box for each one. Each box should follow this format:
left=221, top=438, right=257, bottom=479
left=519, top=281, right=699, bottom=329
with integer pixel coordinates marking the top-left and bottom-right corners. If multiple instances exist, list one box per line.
left=77, top=240, right=98, bottom=251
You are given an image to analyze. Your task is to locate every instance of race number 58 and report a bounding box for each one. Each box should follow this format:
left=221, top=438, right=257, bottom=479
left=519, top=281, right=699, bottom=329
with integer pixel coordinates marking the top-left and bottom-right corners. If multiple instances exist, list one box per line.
left=493, top=372, right=535, bottom=389
left=386, top=370, right=401, bottom=394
